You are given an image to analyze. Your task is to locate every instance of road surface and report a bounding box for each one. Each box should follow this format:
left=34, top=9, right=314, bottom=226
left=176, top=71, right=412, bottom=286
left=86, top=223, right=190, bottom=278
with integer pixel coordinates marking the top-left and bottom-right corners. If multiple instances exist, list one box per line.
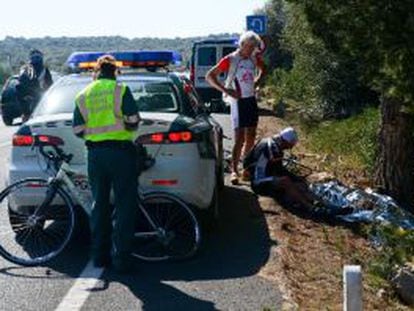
left=0, top=116, right=283, bottom=310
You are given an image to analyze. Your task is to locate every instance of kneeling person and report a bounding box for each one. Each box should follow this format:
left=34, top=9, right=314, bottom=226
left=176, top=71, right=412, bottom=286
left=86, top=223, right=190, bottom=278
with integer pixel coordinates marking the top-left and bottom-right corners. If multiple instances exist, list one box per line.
left=244, top=127, right=315, bottom=210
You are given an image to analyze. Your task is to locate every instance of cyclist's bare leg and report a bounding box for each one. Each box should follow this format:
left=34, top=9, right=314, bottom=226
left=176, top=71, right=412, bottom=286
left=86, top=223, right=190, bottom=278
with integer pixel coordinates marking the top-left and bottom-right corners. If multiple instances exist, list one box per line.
left=243, top=126, right=256, bottom=157
left=277, top=177, right=314, bottom=210
left=294, top=180, right=318, bottom=202
left=232, top=128, right=246, bottom=175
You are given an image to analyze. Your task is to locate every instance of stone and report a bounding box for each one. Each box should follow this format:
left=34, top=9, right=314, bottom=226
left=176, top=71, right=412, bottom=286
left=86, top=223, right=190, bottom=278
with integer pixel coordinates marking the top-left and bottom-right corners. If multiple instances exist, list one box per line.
left=392, top=264, right=414, bottom=306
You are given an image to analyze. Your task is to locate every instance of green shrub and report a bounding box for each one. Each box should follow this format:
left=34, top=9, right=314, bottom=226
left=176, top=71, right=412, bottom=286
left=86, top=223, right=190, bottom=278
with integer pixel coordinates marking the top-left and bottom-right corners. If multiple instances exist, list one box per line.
left=0, top=62, right=12, bottom=85
left=368, top=224, right=414, bottom=282
left=266, top=2, right=377, bottom=121
left=304, top=107, right=379, bottom=172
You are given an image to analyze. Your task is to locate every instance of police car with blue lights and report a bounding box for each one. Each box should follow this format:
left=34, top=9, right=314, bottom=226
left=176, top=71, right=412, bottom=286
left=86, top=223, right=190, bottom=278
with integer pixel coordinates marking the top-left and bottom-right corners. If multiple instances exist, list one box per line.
left=8, top=51, right=224, bottom=218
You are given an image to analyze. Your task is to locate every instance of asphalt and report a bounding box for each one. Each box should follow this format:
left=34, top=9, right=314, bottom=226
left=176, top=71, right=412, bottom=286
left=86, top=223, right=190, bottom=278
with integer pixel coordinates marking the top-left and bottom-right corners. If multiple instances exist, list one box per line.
left=0, top=115, right=283, bottom=310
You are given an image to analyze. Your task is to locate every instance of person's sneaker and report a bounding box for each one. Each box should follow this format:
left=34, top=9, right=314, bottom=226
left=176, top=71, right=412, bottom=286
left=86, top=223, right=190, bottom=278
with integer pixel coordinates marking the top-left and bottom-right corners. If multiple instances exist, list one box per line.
left=230, top=172, right=239, bottom=185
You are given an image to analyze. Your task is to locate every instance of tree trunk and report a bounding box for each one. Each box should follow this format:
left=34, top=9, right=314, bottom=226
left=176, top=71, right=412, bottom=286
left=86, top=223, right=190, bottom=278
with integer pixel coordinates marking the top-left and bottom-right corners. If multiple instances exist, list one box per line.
left=374, top=96, right=414, bottom=212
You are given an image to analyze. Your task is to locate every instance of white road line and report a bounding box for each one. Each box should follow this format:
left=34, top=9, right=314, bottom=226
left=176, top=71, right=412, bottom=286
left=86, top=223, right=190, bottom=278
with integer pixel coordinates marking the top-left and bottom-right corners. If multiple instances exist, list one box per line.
left=55, top=260, right=104, bottom=311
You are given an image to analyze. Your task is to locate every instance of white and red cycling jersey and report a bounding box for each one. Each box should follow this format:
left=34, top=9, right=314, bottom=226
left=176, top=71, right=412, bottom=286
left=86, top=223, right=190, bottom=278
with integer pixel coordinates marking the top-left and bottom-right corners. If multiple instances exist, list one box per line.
left=217, top=51, right=263, bottom=129
left=217, top=51, right=264, bottom=99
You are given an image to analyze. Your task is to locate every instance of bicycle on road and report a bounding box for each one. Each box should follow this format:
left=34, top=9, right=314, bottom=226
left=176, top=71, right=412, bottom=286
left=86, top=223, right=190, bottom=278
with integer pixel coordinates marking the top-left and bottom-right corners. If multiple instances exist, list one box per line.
left=0, top=135, right=201, bottom=266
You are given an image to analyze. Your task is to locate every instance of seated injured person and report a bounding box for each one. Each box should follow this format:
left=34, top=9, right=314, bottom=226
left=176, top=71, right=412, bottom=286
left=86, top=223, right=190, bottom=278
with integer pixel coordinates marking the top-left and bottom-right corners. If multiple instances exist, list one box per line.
left=244, top=127, right=316, bottom=210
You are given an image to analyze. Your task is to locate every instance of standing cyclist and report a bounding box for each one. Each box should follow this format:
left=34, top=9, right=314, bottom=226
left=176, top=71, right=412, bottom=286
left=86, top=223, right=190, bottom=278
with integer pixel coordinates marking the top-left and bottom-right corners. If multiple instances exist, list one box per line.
left=206, top=31, right=265, bottom=185
left=72, top=55, right=140, bottom=272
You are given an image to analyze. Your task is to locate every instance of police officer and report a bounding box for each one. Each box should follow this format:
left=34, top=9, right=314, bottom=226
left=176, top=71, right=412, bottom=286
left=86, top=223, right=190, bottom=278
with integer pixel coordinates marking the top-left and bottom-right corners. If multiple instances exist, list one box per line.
left=72, top=55, right=140, bottom=272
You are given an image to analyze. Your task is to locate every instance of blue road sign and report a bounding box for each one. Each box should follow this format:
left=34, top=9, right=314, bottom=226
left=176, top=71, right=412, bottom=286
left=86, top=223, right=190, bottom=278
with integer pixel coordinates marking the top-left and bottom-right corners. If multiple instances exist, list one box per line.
left=246, top=15, right=267, bottom=35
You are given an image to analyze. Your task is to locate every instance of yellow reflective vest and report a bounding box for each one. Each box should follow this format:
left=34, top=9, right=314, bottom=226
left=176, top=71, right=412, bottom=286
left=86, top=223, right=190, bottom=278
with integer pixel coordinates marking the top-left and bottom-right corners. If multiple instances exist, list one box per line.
left=75, top=79, right=133, bottom=142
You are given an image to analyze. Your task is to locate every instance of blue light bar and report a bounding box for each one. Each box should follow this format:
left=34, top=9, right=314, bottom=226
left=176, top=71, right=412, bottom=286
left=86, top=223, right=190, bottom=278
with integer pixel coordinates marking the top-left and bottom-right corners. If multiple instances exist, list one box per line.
left=66, top=50, right=183, bottom=70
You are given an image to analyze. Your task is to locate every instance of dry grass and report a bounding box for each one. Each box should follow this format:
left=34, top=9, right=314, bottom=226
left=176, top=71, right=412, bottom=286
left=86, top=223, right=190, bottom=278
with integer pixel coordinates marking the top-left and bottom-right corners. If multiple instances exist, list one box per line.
left=254, top=107, right=410, bottom=310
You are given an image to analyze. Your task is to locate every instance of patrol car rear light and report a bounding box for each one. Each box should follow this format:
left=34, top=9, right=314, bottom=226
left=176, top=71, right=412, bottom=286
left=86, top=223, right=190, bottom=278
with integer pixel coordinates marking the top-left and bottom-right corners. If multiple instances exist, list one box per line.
left=151, top=179, right=178, bottom=186
left=136, top=131, right=194, bottom=144
left=12, top=135, right=34, bottom=146
left=13, top=134, right=64, bottom=146
left=38, top=135, right=65, bottom=146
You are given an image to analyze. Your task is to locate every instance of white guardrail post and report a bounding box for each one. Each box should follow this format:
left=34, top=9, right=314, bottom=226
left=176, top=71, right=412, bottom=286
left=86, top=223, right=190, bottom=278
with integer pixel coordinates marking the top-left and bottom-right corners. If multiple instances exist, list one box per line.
left=343, top=265, right=362, bottom=311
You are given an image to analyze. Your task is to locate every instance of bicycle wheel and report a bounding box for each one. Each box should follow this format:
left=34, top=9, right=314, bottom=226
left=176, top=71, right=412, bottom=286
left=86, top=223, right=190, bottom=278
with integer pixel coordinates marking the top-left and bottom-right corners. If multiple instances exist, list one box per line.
left=0, top=178, right=75, bottom=266
left=132, top=192, right=201, bottom=261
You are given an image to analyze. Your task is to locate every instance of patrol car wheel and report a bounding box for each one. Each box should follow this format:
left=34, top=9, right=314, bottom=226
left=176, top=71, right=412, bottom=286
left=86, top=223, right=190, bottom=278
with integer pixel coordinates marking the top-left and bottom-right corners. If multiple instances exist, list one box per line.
left=202, top=184, right=220, bottom=231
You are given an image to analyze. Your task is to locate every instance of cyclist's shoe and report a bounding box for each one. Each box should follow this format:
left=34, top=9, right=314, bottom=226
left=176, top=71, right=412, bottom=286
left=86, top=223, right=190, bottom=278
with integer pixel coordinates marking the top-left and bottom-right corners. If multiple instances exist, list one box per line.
left=230, top=172, right=239, bottom=185
left=311, top=201, right=330, bottom=217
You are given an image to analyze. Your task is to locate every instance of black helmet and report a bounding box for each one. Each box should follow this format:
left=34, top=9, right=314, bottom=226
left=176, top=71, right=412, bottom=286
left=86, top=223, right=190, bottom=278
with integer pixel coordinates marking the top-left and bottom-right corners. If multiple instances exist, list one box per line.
left=29, top=49, right=44, bottom=64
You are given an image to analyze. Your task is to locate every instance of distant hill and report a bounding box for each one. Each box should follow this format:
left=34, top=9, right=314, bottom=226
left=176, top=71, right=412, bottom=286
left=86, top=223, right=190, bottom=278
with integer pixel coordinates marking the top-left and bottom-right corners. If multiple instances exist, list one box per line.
left=0, top=34, right=239, bottom=74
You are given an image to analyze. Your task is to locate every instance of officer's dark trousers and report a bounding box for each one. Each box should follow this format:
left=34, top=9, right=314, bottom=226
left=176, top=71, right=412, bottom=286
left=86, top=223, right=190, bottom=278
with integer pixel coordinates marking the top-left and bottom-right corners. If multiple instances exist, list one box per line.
left=87, top=144, right=137, bottom=267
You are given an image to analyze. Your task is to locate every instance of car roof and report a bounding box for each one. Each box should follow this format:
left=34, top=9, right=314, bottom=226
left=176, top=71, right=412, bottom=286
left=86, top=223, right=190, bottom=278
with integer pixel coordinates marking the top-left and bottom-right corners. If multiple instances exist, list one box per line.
left=193, top=38, right=238, bottom=46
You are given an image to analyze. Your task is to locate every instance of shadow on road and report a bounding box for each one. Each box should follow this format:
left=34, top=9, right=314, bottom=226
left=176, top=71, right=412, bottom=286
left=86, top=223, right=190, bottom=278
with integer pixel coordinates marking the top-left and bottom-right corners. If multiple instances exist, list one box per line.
left=0, top=185, right=275, bottom=310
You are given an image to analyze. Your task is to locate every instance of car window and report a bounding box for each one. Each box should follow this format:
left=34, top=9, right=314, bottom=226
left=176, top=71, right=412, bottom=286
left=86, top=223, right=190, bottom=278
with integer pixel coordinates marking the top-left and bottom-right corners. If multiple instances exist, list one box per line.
left=197, top=47, right=217, bottom=66
left=131, top=81, right=178, bottom=112
left=223, top=46, right=237, bottom=57
left=33, top=79, right=179, bottom=116
left=33, top=80, right=88, bottom=116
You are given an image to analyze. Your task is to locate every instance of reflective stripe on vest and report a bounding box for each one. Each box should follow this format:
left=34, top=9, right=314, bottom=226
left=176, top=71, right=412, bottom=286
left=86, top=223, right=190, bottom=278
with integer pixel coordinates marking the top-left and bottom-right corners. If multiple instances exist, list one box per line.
left=76, top=80, right=133, bottom=142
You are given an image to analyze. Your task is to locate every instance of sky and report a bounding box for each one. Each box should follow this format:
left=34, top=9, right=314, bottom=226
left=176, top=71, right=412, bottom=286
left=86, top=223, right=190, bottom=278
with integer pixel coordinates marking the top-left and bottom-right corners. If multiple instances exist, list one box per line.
left=0, top=0, right=267, bottom=39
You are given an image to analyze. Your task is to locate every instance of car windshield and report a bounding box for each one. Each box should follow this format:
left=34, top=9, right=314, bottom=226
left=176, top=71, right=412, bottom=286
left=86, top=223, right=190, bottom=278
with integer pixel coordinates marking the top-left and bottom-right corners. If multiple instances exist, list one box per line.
left=33, top=78, right=179, bottom=116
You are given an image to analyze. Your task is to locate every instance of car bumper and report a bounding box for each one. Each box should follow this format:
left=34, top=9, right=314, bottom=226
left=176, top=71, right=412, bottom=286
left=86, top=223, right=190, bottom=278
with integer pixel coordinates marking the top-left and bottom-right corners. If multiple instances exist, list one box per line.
left=8, top=157, right=215, bottom=211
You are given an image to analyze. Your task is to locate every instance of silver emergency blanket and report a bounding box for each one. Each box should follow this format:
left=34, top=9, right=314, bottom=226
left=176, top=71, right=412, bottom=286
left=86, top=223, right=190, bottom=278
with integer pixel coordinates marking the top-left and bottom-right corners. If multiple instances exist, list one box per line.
left=309, top=180, right=414, bottom=229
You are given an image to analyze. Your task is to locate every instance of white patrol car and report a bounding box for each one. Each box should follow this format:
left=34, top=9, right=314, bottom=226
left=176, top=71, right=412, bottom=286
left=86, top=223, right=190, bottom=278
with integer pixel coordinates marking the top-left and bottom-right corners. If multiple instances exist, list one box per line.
left=8, top=51, right=224, bottom=217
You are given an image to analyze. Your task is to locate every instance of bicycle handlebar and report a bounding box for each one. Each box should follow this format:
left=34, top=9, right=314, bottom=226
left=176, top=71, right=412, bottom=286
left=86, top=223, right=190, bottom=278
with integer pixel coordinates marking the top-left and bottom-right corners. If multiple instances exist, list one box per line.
left=32, top=135, right=73, bottom=167
left=32, top=135, right=156, bottom=173
left=282, top=153, right=314, bottom=178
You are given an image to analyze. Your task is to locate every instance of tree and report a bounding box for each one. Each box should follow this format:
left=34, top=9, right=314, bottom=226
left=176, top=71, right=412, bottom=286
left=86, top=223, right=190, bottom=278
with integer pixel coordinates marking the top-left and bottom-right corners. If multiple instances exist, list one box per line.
left=0, top=63, right=12, bottom=85
left=261, top=0, right=292, bottom=71
left=268, top=2, right=370, bottom=119
left=291, top=0, right=414, bottom=209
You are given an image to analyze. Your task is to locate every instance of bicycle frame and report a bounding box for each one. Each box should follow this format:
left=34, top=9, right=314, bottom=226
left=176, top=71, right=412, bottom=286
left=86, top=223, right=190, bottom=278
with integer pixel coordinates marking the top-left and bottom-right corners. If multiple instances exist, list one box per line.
left=53, top=161, right=93, bottom=216
left=51, top=160, right=159, bottom=230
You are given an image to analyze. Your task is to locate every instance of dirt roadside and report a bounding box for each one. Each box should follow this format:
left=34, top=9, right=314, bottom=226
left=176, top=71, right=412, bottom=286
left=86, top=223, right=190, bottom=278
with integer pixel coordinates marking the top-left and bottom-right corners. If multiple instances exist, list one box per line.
left=246, top=105, right=411, bottom=310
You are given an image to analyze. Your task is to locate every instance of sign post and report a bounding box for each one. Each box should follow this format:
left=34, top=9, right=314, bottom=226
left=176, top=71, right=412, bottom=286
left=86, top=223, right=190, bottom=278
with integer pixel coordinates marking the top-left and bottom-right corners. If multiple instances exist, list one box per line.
left=246, top=15, right=268, bottom=55
left=246, top=15, right=268, bottom=35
